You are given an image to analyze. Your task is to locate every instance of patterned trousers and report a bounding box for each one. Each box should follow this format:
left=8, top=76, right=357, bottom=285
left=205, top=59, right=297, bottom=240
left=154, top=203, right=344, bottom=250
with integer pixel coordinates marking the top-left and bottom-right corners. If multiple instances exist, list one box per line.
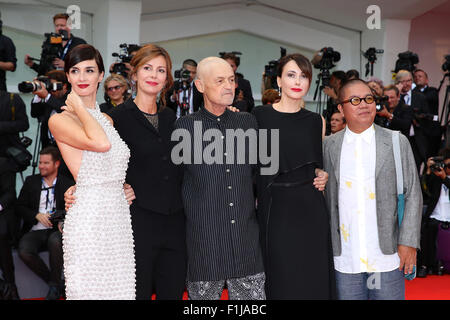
left=186, top=272, right=266, bottom=300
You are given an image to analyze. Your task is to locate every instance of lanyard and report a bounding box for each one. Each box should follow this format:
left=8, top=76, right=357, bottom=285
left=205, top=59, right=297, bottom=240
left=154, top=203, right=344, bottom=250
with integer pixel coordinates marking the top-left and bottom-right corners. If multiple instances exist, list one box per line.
left=60, top=38, right=73, bottom=60
left=42, top=178, right=56, bottom=214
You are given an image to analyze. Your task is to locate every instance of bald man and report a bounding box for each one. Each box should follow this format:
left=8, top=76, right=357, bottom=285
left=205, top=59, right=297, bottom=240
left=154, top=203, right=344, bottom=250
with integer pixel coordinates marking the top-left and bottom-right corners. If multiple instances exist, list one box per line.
left=173, top=57, right=265, bottom=300
left=323, top=79, right=422, bottom=300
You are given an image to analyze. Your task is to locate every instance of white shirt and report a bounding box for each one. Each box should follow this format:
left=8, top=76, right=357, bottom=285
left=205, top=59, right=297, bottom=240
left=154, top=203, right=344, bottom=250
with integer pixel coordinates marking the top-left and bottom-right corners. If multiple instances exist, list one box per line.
left=334, top=125, right=400, bottom=273
left=430, top=178, right=450, bottom=222
left=32, top=178, right=57, bottom=231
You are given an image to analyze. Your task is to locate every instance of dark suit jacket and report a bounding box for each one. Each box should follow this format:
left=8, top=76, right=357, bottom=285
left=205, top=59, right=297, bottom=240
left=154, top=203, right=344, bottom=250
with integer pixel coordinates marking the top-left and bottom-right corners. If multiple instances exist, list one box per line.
left=15, top=174, right=73, bottom=233
left=234, top=77, right=254, bottom=113
left=0, top=157, right=16, bottom=215
left=424, top=173, right=450, bottom=219
left=31, top=93, right=66, bottom=148
left=390, top=101, right=414, bottom=137
left=166, top=83, right=203, bottom=115
left=108, top=100, right=183, bottom=214
left=413, top=86, right=441, bottom=138
left=409, top=90, right=429, bottom=130
left=0, top=91, right=29, bottom=157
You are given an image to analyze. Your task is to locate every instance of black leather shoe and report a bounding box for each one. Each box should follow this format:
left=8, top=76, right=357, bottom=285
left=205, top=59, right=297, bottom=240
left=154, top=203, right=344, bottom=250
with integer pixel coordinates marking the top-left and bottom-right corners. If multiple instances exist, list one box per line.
left=46, top=285, right=61, bottom=300
left=2, top=283, right=20, bottom=300
left=417, top=265, right=428, bottom=278
left=437, top=261, right=445, bottom=276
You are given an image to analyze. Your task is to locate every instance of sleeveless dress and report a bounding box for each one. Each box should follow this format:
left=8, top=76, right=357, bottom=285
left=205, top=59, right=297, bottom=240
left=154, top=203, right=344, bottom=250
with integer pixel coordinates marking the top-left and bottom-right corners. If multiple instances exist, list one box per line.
left=62, top=104, right=136, bottom=300
left=253, top=104, right=336, bottom=300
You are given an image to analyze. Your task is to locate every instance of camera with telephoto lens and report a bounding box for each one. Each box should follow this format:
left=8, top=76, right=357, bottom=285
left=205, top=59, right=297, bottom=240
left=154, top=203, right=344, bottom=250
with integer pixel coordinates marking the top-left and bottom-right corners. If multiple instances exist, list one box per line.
left=313, top=47, right=341, bottom=87
left=111, top=43, right=139, bottom=78
left=173, top=68, right=192, bottom=91
left=36, top=30, right=69, bottom=75
left=394, top=51, right=419, bottom=73
left=430, top=156, right=445, bottom=172
left=18, top=76, right=63, bottom=93
left=264, top=47, right=287, bottom=89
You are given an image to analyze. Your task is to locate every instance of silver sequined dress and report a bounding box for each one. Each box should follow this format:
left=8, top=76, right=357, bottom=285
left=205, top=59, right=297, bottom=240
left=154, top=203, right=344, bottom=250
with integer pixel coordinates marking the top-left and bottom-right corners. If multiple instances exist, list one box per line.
left=63, top=104, right=136, bottom=300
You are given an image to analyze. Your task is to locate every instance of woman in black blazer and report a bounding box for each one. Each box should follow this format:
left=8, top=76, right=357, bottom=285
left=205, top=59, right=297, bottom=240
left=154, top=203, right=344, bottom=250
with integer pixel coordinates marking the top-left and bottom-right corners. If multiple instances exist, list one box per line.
left=107, top=44, right=186, bottom=300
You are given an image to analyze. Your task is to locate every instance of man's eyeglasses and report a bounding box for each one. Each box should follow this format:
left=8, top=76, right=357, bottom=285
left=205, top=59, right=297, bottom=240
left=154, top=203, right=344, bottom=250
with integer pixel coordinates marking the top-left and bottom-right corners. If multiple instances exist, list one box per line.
left=339, top=95, right=375, bottom=106
left=107, top=85, right=123, bottom=92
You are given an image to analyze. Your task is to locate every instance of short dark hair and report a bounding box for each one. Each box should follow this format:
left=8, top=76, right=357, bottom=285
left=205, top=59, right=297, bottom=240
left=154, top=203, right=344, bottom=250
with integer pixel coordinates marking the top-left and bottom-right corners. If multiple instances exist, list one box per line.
left=346, top=69, right=360, bottom=80
left=221, top=53, right=240, bottom=67
left=383, top=84, right=399, bottom=96
left=438, top=147, right=450, bottom=160
left=46, top=70, right=69, bottom=85
left=331, top=71, right=347, bottom=84
left=64, top=44, right=105, bottom=75
left=338, top=79, right=371, bottom=103
left=40, top=146, right=61, bottom=162
left=332, top=110, right=346, bottom=123
left=183, top=59, right=197, bottom=67
left=277, top=53, right=312, bottom=87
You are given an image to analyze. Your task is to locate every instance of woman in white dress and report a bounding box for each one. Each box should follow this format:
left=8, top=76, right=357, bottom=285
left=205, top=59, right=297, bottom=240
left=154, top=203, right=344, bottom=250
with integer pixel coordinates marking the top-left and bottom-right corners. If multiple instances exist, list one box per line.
left=48, top=44, right=135, bottom=300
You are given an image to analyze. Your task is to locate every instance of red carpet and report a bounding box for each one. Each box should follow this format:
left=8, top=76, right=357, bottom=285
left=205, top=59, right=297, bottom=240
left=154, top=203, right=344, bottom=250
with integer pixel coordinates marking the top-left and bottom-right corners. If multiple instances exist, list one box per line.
left=405, top=274, right=450, bottom=300
left=27, top=276, right=450, bottom=300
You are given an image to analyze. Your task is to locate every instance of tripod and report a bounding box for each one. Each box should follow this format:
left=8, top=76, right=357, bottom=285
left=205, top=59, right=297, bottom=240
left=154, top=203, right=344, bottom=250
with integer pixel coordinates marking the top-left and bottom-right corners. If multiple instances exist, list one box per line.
left=438, top=73, right=450, bottom=147
left=177, top=81, right=191, bottom=117
left=31, top=118, right=42, bottom=176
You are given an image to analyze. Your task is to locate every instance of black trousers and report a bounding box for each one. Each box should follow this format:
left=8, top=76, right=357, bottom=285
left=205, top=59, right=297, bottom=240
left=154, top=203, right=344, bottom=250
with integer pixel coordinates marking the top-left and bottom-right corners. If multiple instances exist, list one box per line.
left=130, top=204, right=187, bottom=300
left=418, top=218, right=441, bottom=268
left=0, top=214, right=15, bottom=283
left=18, top=229, right=63, bottom=286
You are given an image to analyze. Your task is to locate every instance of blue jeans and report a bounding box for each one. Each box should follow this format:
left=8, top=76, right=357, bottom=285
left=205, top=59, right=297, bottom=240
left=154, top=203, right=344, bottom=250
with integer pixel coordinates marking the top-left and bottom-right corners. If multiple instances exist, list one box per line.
left=335, top=269, right=405, bottom=300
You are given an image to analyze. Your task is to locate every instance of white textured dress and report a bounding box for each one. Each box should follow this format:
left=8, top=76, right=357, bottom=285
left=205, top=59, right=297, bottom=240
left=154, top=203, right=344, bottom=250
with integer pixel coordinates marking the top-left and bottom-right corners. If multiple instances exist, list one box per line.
left=62, top=104, right=136, bottom=300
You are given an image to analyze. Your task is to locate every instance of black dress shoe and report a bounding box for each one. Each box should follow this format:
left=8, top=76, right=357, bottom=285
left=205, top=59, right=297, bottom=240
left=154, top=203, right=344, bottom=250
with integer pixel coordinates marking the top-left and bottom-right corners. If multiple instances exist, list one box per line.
left=437, top=261, right=445, bottom=276
left=2, top=283, right=20, bottom=300
left=417, top=265, right=428, bottom=278
left=46, top=285, right=61, bottom=300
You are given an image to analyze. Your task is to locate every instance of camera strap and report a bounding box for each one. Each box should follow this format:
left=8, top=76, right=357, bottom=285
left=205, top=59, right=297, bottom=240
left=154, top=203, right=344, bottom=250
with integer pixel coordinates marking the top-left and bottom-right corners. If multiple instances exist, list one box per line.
left=60, top=38, right=73, bottom=60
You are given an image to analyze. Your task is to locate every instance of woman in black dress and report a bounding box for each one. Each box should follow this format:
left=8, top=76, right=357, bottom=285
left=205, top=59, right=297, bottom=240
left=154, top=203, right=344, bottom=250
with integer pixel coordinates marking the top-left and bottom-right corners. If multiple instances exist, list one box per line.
left=252, top=53, right=336, bottom=299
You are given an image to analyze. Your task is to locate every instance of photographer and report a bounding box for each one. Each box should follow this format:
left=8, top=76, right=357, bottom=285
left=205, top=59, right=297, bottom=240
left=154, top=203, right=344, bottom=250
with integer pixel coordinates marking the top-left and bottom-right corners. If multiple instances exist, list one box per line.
left=0, top=13, right=17, bottom=92
left=417, top=148, right=450, bottom=278
left=16, top=146, right=73, bottom=299
left=375, top=85, right=413, bottom=137
left=322, top=70, right=346, bottom=135
left=0, top=90, right=29, bottom=162
left=31, top=70, right=69, bottom=149
left=166, top=59, right=203, bottom=117
left=24, top=13, right=86, bottom=75
left=395, top=69, right=430, bottom=172
left=222, top=52, right=254, bottom=112
left=109, top=44, right=141, bottom=80
left=413, top=69, right=442, bottom=158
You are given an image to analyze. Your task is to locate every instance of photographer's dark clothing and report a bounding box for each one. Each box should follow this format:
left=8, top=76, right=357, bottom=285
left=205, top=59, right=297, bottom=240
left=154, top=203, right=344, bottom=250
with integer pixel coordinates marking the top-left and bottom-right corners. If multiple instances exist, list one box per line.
left=108, top=99, right=186, bottom=299
left=0, top=161, right=16, bottom=284
left=0, top=34, right=17, bottom=91
left=377, top=101, right=413, bottom=137
left=31, top=93, right=66, bottom=149
left=233, top=77, right=254, bottom=113
left=99, top=101, right=117, bottom=114
left=403, top=90, right=430, bottom=171
left=0, top=91, right=29, bottom=158
left=414, top=86, right=442, bottom=157
left=418, top=174, right=450, bottom=268
left=15, top=174, right=72, bottom=234
left=31, top=35, right=86, bottom=75
left=18, top=229, right=63, bottom=286
left=166, top=83, right=203, bottom=117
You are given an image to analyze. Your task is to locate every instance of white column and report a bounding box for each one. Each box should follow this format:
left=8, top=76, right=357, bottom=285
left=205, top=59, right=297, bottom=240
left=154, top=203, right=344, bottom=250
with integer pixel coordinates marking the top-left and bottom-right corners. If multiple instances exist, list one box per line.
left=92, top=0, right=142, bottom=75
left=361, top=19, right=411, bottom=86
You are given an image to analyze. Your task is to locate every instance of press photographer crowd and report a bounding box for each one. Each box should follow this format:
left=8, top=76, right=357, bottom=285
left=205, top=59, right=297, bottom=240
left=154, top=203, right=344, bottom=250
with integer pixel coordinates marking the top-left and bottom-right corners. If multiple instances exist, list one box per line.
left=0, top=11, right=449, bottom=301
